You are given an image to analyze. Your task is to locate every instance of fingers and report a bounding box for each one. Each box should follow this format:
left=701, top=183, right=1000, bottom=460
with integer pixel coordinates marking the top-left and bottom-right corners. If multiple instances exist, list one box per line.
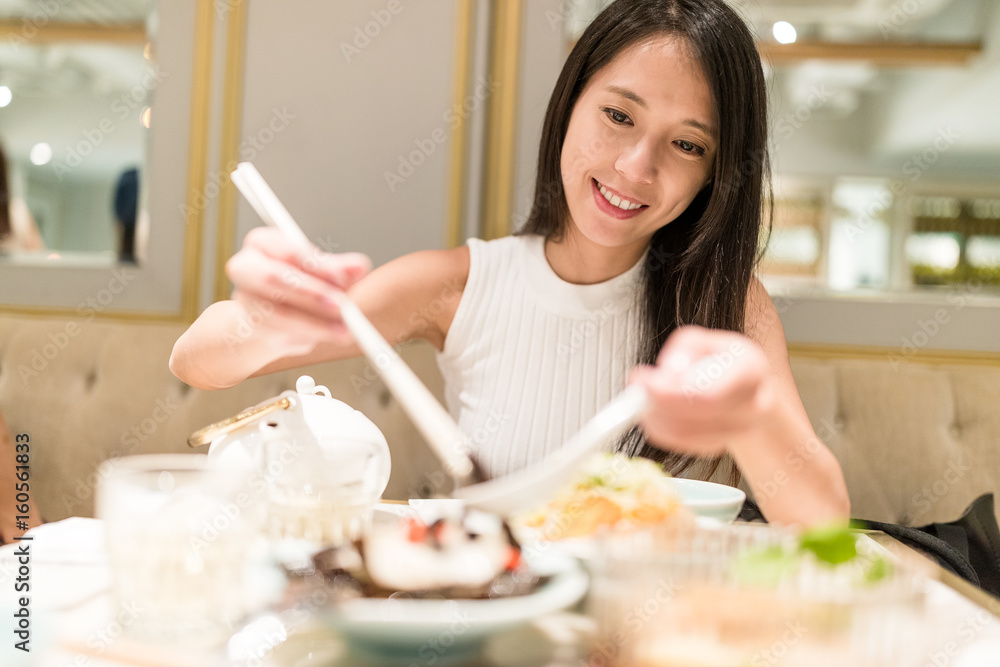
left=228, top=248, right=343, bottom=321
left=680, top=354, right=763, bottom=406
left=229, top=227, right=375, bottom=322
left=651, top=326, right=764, bottom=402
left=296, top=250, right=372, bottom=289
left=655, top=325, right=744, bottom=368
left=224, top=229, right=373, bottom=357
left=630, top=326, right=772, bottom=455
left=632, top=356, right=759, bottom=412
left=241, top=227, right=372, bottom=289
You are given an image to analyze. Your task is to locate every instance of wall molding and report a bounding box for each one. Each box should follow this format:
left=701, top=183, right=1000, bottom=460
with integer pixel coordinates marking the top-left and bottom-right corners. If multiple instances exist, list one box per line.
left=0, top=19, right=145, bottom=44
left=212, top=0, right=250, bottom=303
left=480, top=0, right=523, bottom=241
left=788, top=342, right=1000, bottom=367
left=179, top=0, right=216, bottom=322
left=446, top=0, right=478, bottom=249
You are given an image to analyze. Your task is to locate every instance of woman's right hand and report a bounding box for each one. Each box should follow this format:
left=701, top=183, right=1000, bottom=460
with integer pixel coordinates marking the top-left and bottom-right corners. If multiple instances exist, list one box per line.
left=224, top=227, right=372, bottom=356
left=171, top=226, right=467, bottom=390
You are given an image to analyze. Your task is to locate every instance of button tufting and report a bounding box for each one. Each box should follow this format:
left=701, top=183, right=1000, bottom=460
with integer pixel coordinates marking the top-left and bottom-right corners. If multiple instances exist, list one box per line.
left=84, top=370, right=97, bottom=391
left=949, top=423, right=962, bottom=439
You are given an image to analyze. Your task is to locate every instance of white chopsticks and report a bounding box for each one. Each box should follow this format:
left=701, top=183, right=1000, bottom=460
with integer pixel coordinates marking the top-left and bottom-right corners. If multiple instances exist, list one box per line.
left=229, top=162, right=475, bottom=480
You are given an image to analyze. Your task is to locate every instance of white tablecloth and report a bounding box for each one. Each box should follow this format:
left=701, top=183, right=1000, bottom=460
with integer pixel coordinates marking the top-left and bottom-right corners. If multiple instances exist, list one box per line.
left=3, top=518, right=1000, bottom=667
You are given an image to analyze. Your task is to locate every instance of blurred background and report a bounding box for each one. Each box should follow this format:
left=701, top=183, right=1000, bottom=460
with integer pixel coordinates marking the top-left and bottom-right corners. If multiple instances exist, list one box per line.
left=1, top=0, right=998, bottom=343
left=1, top=1, right=999, bottom=521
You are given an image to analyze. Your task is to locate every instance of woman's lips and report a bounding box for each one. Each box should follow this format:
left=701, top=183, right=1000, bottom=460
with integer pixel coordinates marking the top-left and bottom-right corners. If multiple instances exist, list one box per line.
left=591, top=179, right=648, bottom=220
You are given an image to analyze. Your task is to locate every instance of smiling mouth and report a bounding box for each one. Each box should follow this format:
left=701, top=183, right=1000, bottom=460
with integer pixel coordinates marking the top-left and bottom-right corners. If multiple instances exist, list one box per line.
left=593, top=179, right=648, bottom=212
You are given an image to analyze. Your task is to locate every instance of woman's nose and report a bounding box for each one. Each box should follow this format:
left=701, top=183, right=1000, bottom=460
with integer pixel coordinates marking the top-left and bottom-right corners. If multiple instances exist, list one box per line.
left=614, top=141, right=657, bottom=185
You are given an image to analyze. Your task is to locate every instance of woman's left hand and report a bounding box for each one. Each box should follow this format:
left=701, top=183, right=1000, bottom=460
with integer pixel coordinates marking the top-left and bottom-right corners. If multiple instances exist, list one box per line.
left=628, top=325, right=776, bottom=457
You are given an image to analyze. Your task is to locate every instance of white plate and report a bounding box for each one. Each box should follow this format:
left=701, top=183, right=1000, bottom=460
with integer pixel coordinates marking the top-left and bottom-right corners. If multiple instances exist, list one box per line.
left=318, top=548, right=588, bottom=664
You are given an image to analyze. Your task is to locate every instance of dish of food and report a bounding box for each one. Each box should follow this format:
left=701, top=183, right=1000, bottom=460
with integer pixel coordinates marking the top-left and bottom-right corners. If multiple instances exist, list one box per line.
left=312, top=508, right=536, bottom=600
left=592, top=523, right=925, bottom=667
left=309, top=507, right=588, bottom=663
left=513, top=453, right=696, bottom=542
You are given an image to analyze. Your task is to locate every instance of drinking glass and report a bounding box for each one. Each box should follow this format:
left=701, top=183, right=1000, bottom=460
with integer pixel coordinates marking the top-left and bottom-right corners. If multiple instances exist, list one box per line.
left=96, top=454, right=259, bottom=647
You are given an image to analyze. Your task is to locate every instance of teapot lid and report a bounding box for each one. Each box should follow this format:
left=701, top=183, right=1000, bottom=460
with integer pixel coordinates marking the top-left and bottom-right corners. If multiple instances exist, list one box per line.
left=294, top=376, right=386, bottom=445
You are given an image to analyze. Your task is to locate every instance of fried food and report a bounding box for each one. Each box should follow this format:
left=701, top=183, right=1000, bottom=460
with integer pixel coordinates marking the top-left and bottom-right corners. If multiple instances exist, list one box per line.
left=518, top=453, right=693, bottom=540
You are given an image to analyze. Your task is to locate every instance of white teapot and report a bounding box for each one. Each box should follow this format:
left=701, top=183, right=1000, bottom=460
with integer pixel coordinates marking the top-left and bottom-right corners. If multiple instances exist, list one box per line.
left=197, top=376, right=391, bottom=543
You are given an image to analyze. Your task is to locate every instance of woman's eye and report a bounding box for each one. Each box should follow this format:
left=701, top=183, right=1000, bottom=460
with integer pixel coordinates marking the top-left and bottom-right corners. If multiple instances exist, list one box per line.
left=676, top=140, right=705, bottom=156
left=603, top=108, right=632, bottom=126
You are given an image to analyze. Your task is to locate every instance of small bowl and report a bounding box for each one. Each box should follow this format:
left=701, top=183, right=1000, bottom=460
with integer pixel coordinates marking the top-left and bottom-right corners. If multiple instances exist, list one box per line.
left=670, top=478, right=746, bottom=523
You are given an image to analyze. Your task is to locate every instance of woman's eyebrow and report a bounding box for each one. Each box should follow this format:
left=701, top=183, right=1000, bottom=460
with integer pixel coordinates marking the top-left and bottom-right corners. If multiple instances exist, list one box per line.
left=605, top=85, right=715, bottom=138
left=606, top=85, right=648, bottom=109
left=682, top=119, right=716, bottom=138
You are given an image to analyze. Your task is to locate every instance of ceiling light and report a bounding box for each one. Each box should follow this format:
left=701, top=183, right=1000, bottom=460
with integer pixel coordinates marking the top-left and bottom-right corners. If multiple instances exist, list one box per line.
left=773, top=21, right=797, bottom=45
left=30, top=143, right=53, bottom=166
left=0, top=86, right=11, bottom=107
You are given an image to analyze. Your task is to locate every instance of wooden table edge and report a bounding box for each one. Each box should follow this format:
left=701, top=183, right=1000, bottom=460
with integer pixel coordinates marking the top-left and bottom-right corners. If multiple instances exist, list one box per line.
left=865, top=530, right=1000, bottom=619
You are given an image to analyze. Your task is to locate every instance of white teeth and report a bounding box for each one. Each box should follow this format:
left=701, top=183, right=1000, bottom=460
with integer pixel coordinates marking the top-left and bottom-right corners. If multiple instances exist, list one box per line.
left=597, top=181, right=644, bottom=211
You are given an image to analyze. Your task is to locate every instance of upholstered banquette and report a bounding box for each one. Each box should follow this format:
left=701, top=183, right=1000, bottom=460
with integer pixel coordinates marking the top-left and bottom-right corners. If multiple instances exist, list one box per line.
left=1, top=314, right=998, bottom=529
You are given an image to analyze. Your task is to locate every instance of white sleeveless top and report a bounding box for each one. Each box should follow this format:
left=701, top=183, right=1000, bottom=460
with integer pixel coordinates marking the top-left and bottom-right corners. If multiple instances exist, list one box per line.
left=436, top=234, right=646, bottom=478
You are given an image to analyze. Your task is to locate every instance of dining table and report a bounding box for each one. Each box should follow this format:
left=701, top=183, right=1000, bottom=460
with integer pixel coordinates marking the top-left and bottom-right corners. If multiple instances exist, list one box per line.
left=3, top=513, right=1000, bottom=667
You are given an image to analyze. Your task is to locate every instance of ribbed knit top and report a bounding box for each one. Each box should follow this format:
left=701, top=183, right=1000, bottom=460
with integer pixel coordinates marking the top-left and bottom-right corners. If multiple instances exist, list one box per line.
left=436, top=234, right=646, bottom=478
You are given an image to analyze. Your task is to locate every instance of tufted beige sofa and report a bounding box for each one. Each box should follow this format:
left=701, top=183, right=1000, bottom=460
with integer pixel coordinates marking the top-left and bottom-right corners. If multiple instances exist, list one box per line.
left=0, top=314, right=447, bottom=523
left=790, top=357, right=1000, bottom=527
left=1, top=313, right=998, bottom=528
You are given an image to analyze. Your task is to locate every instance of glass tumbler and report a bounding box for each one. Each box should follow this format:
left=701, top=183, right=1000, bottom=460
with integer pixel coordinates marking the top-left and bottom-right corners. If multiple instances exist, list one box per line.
left=96, top=454, right=259, bottom=647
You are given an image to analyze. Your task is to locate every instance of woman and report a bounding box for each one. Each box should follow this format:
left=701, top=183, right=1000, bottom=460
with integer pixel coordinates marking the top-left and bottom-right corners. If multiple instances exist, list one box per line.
left=171, top=0, right=849, bottom=525
left=0, top=142, right=44, bottom=253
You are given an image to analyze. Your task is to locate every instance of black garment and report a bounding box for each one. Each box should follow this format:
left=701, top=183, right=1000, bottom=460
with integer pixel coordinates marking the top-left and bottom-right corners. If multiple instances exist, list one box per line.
left=854, top=494, right=1000, bottom=598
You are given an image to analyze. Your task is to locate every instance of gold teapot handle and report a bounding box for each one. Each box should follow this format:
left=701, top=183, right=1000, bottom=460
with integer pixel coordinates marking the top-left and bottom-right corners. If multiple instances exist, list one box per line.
left=187, top=396, right=293, bottom=448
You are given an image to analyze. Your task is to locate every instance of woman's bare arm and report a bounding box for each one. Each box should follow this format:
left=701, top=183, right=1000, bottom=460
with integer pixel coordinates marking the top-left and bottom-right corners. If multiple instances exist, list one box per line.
left=630, top=279, right=850, bottom=526
left=169, top=227, right=469, bottom=390
left=731, top=279, right=850, bottom=524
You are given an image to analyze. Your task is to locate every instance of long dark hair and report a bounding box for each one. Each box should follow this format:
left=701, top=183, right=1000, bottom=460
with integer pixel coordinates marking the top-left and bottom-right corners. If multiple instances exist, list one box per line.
left=0, top=142, right=11, bottom=241
left=518, top=0, right=772, bottom=484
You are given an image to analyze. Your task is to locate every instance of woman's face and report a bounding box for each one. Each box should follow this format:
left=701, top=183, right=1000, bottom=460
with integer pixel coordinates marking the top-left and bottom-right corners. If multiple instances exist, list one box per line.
left=560, top=36, right=717, bottom=252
